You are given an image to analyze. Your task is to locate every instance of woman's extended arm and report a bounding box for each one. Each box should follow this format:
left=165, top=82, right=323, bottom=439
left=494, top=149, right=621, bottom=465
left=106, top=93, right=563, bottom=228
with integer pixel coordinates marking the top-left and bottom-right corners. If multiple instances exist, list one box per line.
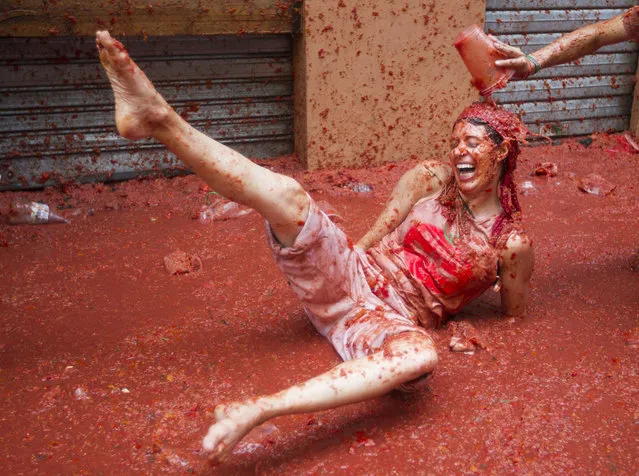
left=492, top=9, right=632, bottom=78
left=498, top=232, right=534, bottom=316
left=356, top=161, right=451, bottom=251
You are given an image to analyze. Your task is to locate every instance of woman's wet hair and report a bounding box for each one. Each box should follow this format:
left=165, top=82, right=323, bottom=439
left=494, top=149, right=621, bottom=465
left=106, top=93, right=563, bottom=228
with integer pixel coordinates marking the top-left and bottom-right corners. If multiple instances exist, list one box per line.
left=456, top=117, right=504, bottom=147
left=442, top=109, right=524, bottom=244
left=457, top=117, right=510, bottom=180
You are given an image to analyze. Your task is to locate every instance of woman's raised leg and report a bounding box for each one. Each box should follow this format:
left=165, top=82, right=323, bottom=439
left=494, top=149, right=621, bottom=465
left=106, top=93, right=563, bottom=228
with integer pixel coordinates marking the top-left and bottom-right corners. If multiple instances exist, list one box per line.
left=96, top=30, right=308, bottom=246
left=202, top=332, right=438, bottom=460
left=96, top=31, right=440, bottom=461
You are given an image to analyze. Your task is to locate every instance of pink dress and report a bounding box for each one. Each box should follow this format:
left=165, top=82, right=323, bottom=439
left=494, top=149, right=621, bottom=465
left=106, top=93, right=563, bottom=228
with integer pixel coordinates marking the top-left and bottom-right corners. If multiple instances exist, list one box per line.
left=267, top=195, right=502, bottom=361
left=368, top=195, right=500, bottom=329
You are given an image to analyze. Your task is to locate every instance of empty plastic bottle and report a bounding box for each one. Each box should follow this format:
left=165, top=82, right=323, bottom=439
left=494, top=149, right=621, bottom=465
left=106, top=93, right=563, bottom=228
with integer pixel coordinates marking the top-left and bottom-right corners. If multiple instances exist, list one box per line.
left=8, top=200, right=68, bottom=225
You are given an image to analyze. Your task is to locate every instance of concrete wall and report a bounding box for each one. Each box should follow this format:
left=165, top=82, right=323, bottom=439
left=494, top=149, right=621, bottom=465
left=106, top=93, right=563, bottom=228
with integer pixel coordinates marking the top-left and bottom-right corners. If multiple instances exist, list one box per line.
left=294, top=0, right=485, bottom=169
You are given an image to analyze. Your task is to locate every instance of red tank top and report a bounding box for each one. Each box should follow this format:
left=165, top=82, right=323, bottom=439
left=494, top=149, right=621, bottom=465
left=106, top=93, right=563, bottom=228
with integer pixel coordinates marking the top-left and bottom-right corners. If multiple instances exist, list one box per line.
left=402, top=222, right=476, bottom=296
left=369, top=194, right=502, bottom=327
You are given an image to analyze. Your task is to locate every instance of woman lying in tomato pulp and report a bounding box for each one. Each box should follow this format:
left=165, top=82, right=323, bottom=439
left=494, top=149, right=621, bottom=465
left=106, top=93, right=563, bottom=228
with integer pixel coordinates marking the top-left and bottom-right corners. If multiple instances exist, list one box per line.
left=95, top=30, right=534, bottom=461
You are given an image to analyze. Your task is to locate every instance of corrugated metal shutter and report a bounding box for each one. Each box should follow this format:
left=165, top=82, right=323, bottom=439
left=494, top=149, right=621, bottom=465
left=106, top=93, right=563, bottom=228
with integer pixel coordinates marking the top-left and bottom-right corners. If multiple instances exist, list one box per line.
left=0, top=34, right=293, bottom=191
left=486, top=0, right=638, bottom=137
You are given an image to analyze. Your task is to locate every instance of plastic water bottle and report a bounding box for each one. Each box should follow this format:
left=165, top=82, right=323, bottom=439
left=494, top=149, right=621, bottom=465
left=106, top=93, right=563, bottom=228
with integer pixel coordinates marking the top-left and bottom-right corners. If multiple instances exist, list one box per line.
left=8, top=200, right=68, bottom=225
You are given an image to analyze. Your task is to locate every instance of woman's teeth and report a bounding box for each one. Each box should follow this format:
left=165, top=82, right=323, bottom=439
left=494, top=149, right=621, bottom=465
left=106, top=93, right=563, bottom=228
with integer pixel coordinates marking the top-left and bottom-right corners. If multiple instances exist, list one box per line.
left=456, top=164, right=476, bottom=176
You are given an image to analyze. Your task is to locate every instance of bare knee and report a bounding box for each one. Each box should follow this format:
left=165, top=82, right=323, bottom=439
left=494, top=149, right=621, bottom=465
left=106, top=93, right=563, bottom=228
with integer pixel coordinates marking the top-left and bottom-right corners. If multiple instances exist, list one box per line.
left=276, top=176, right=309, bottom=224
left=267, top=176, right=310, bottom=247
left=411, top=344, right=438, bottom=376
left=384, top=332, right=439, bottom=378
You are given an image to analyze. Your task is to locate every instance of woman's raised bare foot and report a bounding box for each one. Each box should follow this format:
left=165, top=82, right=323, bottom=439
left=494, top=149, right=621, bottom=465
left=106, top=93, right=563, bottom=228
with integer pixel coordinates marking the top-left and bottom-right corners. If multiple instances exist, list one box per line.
left=96, top=30, right=170, bottom=140
left=202, top=401, right=265, bottom=460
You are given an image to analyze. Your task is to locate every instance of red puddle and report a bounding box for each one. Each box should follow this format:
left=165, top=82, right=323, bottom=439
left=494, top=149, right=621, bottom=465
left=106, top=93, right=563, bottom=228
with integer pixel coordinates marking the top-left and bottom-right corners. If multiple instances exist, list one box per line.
left=1, top=137, right=638, bottom=474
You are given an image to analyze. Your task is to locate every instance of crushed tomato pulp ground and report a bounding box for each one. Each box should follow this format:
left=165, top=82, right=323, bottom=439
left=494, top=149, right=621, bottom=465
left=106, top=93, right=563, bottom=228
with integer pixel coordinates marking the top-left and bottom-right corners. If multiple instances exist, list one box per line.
left=0, top=135, right=638, bottom=474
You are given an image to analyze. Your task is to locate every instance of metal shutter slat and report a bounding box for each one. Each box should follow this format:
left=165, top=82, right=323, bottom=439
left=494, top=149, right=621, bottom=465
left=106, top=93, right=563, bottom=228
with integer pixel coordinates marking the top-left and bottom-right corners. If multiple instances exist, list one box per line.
left=493, top=74, right=635, bottom=102
left=494, top=33, right=638, bottom=54
left=485, top=3, right=638, bottom=138
left=487, top=0, right=637, bottom=11
left=486, top=9, right=628, bottom=34
left=0, top=35, right=294, bottom=190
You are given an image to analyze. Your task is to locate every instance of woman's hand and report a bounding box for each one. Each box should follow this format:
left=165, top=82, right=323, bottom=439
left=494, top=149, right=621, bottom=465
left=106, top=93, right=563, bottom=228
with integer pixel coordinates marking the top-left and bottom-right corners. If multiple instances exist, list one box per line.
left=489, top=36, right=537, bottom=79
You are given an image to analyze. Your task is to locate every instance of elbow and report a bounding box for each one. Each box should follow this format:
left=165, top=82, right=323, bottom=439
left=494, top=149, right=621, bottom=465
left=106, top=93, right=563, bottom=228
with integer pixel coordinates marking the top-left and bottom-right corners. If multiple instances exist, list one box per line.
left=590, top=36, right=604, bottom=52
left=504, top=305, right=526, bottom=318
left=500, top=288, right=529, bottom=317
left=502, top=295, right=528, bottom=317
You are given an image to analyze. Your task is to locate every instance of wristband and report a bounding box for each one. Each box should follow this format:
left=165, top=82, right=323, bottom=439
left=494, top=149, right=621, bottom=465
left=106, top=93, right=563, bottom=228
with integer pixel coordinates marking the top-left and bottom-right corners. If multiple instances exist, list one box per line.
left=526, top=54, right=541, bottom=74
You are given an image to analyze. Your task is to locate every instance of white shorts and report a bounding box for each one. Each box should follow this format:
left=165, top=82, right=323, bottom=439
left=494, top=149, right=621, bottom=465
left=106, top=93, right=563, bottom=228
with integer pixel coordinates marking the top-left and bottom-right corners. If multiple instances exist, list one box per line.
left=266, top=198, right=432, bottom=361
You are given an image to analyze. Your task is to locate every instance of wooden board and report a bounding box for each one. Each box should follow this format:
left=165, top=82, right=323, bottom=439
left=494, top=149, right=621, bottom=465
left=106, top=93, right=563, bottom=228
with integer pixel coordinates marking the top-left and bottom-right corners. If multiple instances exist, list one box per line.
left=1, top=0, right=294, bottom=37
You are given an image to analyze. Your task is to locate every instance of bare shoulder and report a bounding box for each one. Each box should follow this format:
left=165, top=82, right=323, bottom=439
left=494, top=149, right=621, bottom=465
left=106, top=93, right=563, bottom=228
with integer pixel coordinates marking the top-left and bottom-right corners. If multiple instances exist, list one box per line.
left=418, top=160, right=452, bottom=183
left=409, top=160, right=451, bottom=196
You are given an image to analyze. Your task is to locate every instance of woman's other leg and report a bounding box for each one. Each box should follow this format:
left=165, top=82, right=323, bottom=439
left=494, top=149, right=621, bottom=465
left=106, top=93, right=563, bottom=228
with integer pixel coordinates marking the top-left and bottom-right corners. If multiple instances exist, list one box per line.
left=202, top=332, right=437, bottom=460
left=96, top=31, right=307, bottom=246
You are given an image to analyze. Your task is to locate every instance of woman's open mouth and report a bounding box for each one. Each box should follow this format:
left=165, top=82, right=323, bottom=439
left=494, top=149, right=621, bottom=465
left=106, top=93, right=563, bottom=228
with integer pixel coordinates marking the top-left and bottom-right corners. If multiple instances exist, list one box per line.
left=456, top=163, right=476, bottom=180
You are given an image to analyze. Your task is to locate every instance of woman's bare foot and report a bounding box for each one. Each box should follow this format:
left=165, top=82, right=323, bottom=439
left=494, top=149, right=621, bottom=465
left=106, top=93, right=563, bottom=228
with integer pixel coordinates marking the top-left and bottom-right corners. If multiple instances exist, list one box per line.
left=96, top=30, right=170, bottom=140
left=202, top=401, right=265, bottom=460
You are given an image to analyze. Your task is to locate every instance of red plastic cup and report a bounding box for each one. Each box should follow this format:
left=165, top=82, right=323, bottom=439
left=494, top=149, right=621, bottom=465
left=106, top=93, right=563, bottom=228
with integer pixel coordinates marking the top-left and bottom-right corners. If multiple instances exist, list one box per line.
left=454, top=25, right=514, bottom=96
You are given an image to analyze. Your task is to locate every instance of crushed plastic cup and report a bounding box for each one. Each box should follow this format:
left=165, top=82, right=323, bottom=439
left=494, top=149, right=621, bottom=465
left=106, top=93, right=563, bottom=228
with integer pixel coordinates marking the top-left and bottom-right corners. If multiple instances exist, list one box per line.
left=8, top=200, right=68, bottom=225
left=345, top=182, right=373, bottom=193
left=577, top=173, right=616, bottom=197
left=454, top=25, right=514, bottom=96
left=197, top=199, right=253, bottom=224
left=448, top=320, right=488, bottom=353
left=449, top=335, right=475, bottom=353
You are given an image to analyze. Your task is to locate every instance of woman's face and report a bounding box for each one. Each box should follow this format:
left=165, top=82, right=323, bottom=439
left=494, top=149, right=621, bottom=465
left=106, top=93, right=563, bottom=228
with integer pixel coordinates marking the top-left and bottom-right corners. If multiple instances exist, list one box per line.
left=449, top=121, right=506, bottom=199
